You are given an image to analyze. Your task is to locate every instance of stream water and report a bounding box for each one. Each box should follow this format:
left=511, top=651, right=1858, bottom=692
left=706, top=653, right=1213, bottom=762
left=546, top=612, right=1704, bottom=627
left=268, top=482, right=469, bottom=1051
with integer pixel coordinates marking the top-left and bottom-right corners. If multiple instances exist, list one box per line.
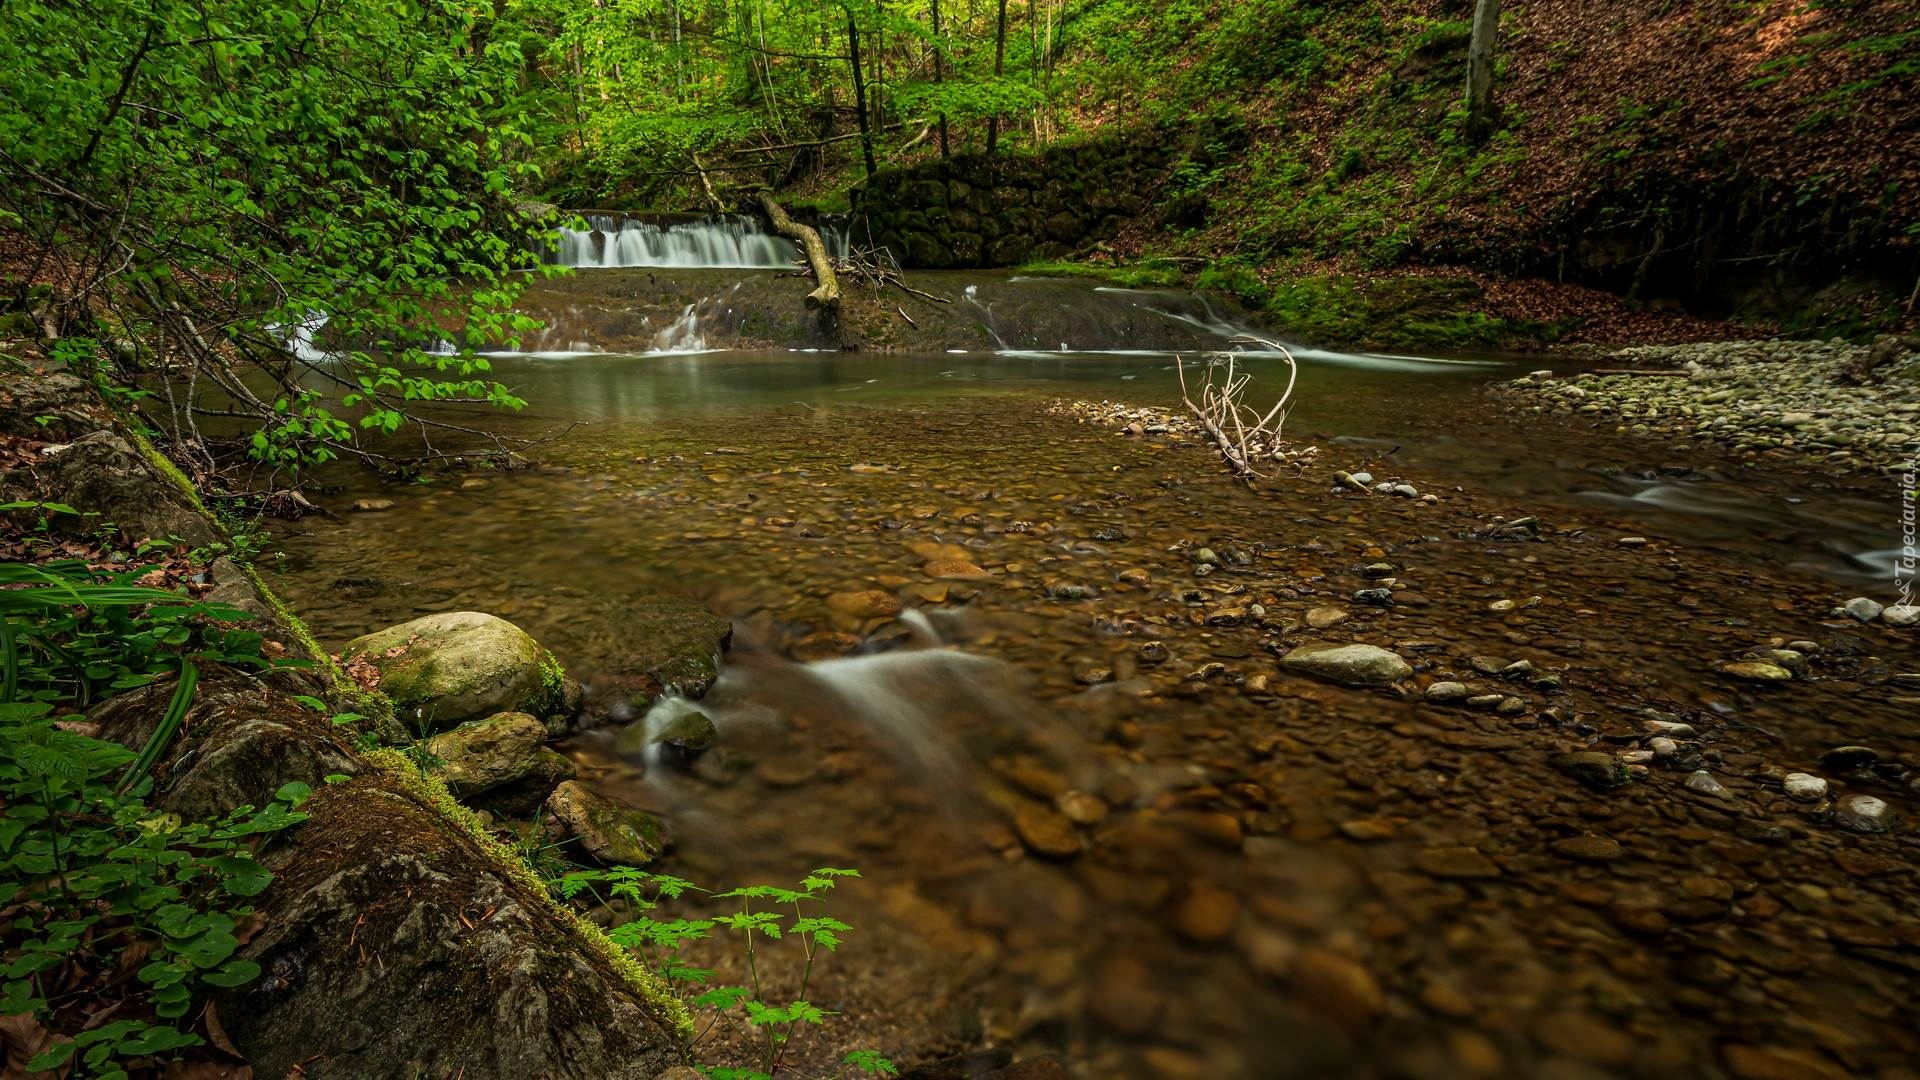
left=264, top=278, right=1918, bottom=1077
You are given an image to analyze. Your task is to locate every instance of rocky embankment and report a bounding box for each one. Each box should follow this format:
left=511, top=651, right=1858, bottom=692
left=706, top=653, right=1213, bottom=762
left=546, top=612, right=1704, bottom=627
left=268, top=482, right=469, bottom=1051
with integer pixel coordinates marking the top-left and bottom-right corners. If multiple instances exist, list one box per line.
left=0, top=364, right=734, bottom=1078
left=1497, top=336, right=1920, bottom=473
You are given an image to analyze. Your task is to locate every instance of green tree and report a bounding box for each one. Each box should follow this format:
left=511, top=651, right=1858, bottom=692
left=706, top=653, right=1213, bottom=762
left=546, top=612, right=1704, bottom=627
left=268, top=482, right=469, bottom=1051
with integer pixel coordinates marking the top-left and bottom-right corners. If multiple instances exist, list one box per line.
left=0, top=0, right=545, bottom=472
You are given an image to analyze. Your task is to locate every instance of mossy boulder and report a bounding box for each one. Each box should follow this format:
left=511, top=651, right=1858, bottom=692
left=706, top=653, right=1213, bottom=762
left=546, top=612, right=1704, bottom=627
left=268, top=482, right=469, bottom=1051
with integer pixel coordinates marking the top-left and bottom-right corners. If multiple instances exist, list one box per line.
left=425, top=712, right=572, bottom=797
left=226, top=772, right=681, bottom=1078
left=342, top=611, right=560, bottom=731
left=586, top=597, right=734, bottom=717
left=614, top=698, right=719, bottom=757
left=91, top=668, right=358, bottom=822
left=545, top=780, right=669, bottom=867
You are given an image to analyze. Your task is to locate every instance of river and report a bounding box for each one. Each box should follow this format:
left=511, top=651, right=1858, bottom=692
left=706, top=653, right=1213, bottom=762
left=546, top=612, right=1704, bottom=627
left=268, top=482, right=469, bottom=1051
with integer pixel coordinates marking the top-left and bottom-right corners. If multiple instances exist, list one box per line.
left=262, top=259, right=1918, bottom=1077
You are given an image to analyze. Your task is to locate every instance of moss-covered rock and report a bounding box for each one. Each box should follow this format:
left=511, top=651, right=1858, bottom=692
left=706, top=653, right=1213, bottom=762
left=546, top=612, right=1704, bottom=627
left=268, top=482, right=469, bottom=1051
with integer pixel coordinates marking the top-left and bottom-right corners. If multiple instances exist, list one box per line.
left=424, top=711, right=569, bottom=797
left=342, top=611, right=559, bottom=730
left=545, top=780, right=669, bottom=867
left=227, top=770, right=682, bottom=1078
left=586, top=597, right=733, bottom=716
left=91, top=668, right=358, bottom=822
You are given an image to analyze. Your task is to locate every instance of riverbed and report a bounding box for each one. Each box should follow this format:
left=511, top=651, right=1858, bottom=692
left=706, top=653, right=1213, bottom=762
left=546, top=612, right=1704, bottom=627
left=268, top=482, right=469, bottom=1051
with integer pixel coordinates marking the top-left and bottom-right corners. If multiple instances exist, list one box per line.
left=265, top=342, right=1919, bottom=1078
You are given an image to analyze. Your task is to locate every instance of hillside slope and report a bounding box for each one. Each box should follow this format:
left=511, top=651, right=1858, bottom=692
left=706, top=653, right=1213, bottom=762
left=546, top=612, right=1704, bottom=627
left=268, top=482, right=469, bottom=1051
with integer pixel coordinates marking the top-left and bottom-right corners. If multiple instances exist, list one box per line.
left=1037, top=0, right=1919, bottom=340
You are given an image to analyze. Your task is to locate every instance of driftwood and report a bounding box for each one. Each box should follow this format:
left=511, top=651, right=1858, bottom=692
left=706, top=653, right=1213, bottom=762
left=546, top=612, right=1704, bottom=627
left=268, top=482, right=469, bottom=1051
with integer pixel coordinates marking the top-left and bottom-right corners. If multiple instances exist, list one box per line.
left=1176, top=335, right=1317, bottom=481
left=755, top=191, right=839, bottom=311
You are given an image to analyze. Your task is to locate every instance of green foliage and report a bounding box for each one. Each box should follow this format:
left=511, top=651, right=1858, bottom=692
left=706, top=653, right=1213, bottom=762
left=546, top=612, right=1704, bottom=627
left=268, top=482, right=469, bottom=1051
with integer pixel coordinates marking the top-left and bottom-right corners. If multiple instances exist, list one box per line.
left=557, top=865, right=894, bottom=1078
left=0, top=0, right=548, bottom=468
left=1020, top=259, right=1186, bottom=288
left=0, top=561, right=279, bottom=709
left=0, top=700, right=310, bottom=1077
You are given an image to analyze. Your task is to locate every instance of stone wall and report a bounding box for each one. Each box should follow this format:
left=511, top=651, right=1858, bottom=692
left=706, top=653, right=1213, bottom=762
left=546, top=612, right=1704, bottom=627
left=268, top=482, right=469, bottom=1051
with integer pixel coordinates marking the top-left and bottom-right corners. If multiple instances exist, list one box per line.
left=852, top=132, right=1183, bottom=269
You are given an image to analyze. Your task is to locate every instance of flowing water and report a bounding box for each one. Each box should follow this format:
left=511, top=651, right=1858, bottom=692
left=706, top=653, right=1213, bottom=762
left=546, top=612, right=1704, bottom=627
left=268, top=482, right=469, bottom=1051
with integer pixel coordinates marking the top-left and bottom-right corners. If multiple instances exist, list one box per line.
left=547, top=213, right=851, bottom=270
left=264, top=281, right=1920, bottom=1077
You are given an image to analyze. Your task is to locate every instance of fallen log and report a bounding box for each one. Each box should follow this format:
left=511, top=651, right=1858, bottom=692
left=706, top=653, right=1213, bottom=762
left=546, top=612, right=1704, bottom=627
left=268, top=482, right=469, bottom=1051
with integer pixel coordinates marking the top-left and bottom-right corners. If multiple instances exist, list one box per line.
left=755, top=191, right=839, bottom=311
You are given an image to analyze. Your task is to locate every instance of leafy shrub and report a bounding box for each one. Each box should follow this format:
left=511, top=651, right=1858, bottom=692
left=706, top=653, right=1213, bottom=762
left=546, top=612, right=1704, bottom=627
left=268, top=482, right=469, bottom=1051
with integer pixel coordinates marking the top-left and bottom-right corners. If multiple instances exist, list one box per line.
left=557, top=866, right=896, bottom=1080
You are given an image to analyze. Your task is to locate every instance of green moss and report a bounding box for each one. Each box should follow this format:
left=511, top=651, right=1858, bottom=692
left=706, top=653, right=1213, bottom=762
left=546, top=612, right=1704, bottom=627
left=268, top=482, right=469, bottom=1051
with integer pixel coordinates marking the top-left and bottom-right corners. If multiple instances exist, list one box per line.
left=366, top=748, right=694, bottom=1042
left=1018, top=259, right=1187, bottom=288
left=125, top=426, right=209, bottom=516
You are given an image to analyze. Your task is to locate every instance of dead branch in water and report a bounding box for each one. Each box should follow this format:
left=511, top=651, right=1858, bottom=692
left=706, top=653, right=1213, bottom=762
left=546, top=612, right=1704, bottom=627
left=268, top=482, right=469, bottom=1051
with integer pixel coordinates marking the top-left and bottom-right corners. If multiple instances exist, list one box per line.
left=782, top=241, right=953, bottom=309
left=1176, top=335, right=1317, bottom=481
left=756, top=190, right=839, bottom=311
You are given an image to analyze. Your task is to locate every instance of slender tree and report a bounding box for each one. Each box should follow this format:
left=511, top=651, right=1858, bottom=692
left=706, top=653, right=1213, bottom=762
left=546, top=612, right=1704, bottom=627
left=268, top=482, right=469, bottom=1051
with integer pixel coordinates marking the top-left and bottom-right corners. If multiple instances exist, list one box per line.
left=930, top=0, right=950, bottom=157
left=986, top=0, right=1008, bottom=153
left=1466, top=0, right=1501, bottom=141
left=845, top=5, right=877, bottom=175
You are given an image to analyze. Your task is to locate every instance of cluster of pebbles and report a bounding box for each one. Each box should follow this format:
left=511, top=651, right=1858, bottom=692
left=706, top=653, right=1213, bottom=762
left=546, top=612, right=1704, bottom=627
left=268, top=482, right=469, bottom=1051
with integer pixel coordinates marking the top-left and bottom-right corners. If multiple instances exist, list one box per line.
left=1496, top=337, right=1920, bottom=473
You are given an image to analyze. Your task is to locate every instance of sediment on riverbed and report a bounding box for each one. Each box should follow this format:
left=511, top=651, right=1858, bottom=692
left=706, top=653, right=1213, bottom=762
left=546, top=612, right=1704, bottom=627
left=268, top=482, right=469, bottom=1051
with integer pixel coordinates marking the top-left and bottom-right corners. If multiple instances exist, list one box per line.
left=1497, top=336, right=1920, bottom=475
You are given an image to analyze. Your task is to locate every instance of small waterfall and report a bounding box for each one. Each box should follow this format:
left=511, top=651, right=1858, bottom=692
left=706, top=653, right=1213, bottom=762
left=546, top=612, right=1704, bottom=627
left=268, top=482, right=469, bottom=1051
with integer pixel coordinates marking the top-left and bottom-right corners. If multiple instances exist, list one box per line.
left=268, top=311, right=331, bottom=362
left=550, top=213, right=849, bottom=269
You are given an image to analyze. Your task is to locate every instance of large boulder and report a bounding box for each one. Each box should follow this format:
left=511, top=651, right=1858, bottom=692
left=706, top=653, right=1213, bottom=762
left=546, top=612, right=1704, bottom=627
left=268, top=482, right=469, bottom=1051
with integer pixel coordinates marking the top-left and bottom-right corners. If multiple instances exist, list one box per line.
left=1278, top=643, right=1413, bottom=688
left=586, top=597, right=733, bottom=717
left=32, top=430, right=215, bottom=546
left=91, top=668, right=358, bottom=822
left=342, top=612, right=561, bottom=731
left=545, top=780, right=669, bottom=867
left=226, top=771, right=683, bottom=1078
left=425, top=712, right=573, bottom=797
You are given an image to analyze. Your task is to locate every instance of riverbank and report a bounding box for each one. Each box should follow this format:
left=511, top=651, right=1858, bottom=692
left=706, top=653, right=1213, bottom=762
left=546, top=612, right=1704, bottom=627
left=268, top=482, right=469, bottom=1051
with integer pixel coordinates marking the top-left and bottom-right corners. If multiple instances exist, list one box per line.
left=1495, top=337, right=1920, bottom=476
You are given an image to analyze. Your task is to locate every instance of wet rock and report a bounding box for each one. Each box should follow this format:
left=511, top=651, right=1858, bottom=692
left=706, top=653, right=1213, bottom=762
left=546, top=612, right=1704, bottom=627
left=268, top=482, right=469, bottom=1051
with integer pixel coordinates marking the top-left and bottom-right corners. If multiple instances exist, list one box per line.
left=1278, top=643, right=1411, bottom=688
left=590, top=597, right=735, bottom=711
left=790, top=630, right=861, bottom=662
left=37, top=430, right=217, bottom=546
left=1883, top=603, right=1919, bottom=627
left=826, top=589, right=902, bottom=619
left=344, top=611, right=559, bottom=731
left=1012, top=803, right=1081, bottom=859
left=1088, top=955, right=1162, bottom=1037
left=1647, top=737, right=1679, bottom=759
left=1841, top=597, right=1883, bottom=622
left=1722, top=1045, right=1852, bottom=1080
left=924, top=558, right=994, bottom=581
left=1338, top=819, right=1396, bottom=842
left=1536, top=1011, right=1636, bottom=1069
left=1305, top=606, right=1349, bottom=629
left=1643, top=718, right=1697, bottom=737
left=1423, top=681, right=1469, bottom=703
left=1607, top=902, right=1670, bottom=937
left=1351, top=587, right=1394, bottom=606
left=1552, top=751, right=1629, bottom=791
left=1056, top=790, right=1109, bottom=825
left=352, top=498, right=395, bottom=512
left=1782, top=773, right=1828, bottom=802
left=1465, top=694, right=1504, bottom=709
left=1818, top=745, right=1878, bottom=770
left=1550, top=836, right=1623, bottom=862
left=1721, top=660, right=1792, bottom=682
left=1685, top=770, right=1730, bottom=798
left=1415, top=845, right=1502, bottom=880
left=1136, top=641, right=1170, bottom=665
left=617, top=698, right=718, bottom=755
left=545, top=781, right=668, bottom=867
left=425, top=712, right=569, bottom=796
left=1831, top=794, right=1893, bottom=834
left=228, top=777, right=680, bottom=1079
left=1170, top=882, right=1240, bottom=944
left=1290, top=948, right=1384, bottom=1030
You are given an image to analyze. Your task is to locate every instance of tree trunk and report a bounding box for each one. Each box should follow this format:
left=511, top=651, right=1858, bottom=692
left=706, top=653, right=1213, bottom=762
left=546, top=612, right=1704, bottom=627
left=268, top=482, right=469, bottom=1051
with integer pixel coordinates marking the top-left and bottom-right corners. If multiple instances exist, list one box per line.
left=930, top=0, right=950, bottom=157
left=1466, top=0, right=1500, bottom=141
left=986, top=0, right=1008, bottom=153
left=845, top=7, right=877, bottom=175
left=756, top=191, right=840, bottom=313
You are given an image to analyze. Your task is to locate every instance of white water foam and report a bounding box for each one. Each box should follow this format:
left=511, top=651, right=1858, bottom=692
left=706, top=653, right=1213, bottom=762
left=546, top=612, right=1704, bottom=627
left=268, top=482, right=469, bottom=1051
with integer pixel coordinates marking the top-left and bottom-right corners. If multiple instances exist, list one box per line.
left=552, top=213, right=849, bottom=269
